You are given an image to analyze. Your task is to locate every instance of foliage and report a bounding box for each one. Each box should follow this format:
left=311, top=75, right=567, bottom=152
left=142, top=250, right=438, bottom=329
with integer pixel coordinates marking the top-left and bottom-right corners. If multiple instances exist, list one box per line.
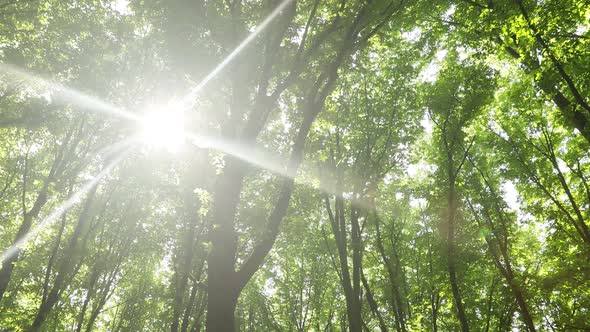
left=0, top=0, right=589, bottom=331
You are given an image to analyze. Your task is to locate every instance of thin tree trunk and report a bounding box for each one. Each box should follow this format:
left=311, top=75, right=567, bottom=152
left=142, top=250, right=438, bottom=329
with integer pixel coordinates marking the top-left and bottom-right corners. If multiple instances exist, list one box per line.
left=326, top=195, right=362, bottom=332
left=374, top=213, right=406, bottom=332
left=172, top=196, right=202, bottom=332
left=75, top=265, right=100, bottom=332
left=427, top=229, right=439, bottom=332
left=84, top=257, right=122, bottom=332
left=468, top=157, right=538, bottom=332
left=0, top=214, right=34, bottom=299
left=0, top=125, right=80, bottom=301
left=484, top=278, right=496, bottom=332
left=180, top=274, right=201, bottom=332
left=446, top=177, right=470, bottom=332
left=361, top=269, right=388, bottom=332
left=30, top=185, right=98, bottom=331
left=42, top=205, right=69, bottom=304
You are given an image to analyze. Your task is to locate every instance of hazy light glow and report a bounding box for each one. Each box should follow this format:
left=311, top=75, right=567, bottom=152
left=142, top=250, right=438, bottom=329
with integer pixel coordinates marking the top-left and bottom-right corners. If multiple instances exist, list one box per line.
left=140, top=103, right=186, bottom=152
left=0, top=0, right=307, bottom=268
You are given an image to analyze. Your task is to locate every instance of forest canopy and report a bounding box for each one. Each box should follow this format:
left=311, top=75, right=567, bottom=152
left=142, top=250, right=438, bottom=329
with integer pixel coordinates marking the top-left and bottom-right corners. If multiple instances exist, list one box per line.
left=0, top=0, right=589, bottom=331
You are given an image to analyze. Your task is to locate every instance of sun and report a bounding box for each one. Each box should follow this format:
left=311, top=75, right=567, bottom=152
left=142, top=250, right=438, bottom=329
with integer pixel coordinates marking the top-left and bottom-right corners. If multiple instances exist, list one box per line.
left=140, top=103, right=186, bottom=152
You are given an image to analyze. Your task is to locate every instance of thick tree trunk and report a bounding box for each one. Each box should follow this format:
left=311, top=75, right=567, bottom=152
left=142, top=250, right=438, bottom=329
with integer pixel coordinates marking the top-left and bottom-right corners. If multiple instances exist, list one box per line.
left=203, top=2, right=397, bottom=328
left=206, top=156, right=244, bottom=332
left=205, top=277, right=239, bottom=332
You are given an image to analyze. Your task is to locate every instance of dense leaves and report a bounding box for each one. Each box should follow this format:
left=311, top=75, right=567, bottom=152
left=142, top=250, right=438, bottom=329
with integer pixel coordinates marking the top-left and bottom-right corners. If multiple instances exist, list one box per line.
left=0, top=0, right=589, bottom=331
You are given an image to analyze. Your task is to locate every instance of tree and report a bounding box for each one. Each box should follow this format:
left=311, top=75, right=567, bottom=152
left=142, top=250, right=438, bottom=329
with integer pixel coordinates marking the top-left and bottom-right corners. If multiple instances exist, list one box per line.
left=0, top=0, right=589, bottom=331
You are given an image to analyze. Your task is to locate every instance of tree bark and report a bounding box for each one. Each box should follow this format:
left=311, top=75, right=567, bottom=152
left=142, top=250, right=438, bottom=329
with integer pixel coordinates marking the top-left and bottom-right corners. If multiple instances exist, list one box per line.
left=326, top=195, right=362, bottom=332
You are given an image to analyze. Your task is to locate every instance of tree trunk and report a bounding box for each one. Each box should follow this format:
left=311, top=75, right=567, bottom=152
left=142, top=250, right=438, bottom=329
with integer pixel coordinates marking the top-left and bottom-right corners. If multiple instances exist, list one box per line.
left=180, top=276, right=201, bottom=332
left=206, top=155, right=244, bottom=332
left=30, top=186, right=97, bottom=331
left=374, top=213, right=407, bottom=332
left=0, top=214, right=33, bottom=300
left=205, top=277, right=240, bottom=332
left=361, top=269, right=388, bottom=332
left=0, top=123, right=81, bottom=301
left=203, top=2, right=397, bottom=328
left=85, top=261, right=120, bottom=332
left=75, top=267, right=99, bottom=332
left=447, top=179, right=470, bottom=332
left=457, top=0, right=590, bottom=145
left=326, top=195, right=362, bottom=332
left=172, top=199, right=202, bottom=332
left=467, top=161, right=538, bottom=332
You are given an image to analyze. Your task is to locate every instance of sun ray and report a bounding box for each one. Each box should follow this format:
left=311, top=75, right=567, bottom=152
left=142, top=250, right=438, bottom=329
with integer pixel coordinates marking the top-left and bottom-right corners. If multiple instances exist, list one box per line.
left=0, top=64, right=139, bottom=121
left=0, top=145, right=131, bottom=264
left=89, top=136, right=141, bottom=161
left=187, top=133, right=291, bottom=176
left=178, top=0, right=295, bottom=110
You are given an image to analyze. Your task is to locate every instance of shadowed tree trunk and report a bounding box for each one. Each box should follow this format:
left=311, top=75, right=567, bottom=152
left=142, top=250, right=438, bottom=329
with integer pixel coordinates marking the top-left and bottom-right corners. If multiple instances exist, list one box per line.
left=204, top=2, right=399, bottom=330
left=324, top=193, right=363, bottom=332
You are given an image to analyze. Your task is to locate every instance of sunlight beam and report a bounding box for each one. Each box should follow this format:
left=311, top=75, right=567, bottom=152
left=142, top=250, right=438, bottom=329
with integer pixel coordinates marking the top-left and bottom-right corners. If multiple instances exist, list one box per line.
left=88, top=136, right=141, bottom=161
left=0, top=64, right=139, bottom=121
left=187, top=133, right=381, bottom=214
left=178, top=0, right=295, bottom=110
left=0, top=146, right=131, bottom=264
left=188, top=133, right=290, bottom=177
